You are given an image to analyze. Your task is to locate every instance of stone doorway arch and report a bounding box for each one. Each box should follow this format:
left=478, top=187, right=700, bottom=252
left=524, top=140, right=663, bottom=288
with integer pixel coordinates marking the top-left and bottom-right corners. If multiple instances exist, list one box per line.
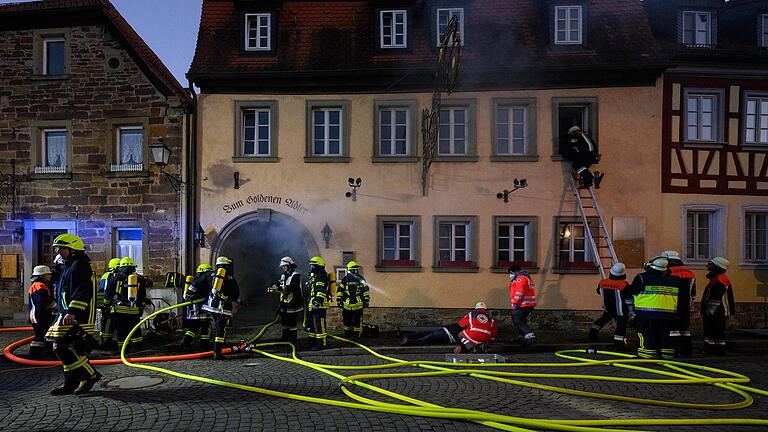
left=212, top=209, right=319, bottom=330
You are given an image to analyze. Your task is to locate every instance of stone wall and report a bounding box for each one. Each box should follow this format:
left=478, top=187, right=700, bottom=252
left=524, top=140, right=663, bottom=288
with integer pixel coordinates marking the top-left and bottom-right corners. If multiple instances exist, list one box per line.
left=0, top=24, right=185, bottom=318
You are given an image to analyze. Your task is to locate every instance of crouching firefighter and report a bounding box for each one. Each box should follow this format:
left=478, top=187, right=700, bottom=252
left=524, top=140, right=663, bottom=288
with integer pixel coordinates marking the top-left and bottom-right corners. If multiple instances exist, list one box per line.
left=201, top=256, right=240, bottom=359
left=45, top=234, right=102, bottom=395
left=108, top=257, right=149, bottom=351
left=268, top=257, right=303, bottom=344
left=589, top=263, right=631, bottom=350
left=98, top=258, right=121, bottom=347
left=337, top=261, right=370, bottom=340
left=28, top=265, right=56, bottom=360
left=304, top=256, right=330, bottom=350
left=181, top=264, right=214, bottom=351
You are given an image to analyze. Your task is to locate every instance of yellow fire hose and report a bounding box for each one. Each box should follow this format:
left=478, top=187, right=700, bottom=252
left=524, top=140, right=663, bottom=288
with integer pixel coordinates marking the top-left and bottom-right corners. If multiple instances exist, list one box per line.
left=120, top=303, right=768, bottom=432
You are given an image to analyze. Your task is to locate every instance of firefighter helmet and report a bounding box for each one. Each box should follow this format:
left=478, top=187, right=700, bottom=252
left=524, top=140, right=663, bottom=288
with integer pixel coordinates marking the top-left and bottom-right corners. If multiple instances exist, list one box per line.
left=710, top=256, right=729, bottom=270
left=609, top=263, right=626, bottom=277
left=568, top=125, right=581, bottom=134
left=279, top=256, right=295, bottom=267
left=108, top=258, right=121, bottom=270
left=32, top=265, right=52, bottom=277
left=475, top=302, right=487, bottom=310
left=346, top=261, right=361, bottom=271
left=309, top=256, right=325, bottom=267
left=646, top=257, right=668, bottom=272
left=196, top=263, right=213, bottom=273
left=120, top=257, right=136, bottom=267
left=660, top=250, right=681, bottom=260
left=52, top=233, right=85, bottom=251
left=216, top=256, right=233, bottom=266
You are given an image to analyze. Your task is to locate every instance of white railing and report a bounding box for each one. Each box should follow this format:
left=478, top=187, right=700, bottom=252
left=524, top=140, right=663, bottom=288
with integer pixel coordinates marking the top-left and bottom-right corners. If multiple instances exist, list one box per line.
left=110, top=163, right=144, bottom=172
left=34, top=165, right=67, bottom=174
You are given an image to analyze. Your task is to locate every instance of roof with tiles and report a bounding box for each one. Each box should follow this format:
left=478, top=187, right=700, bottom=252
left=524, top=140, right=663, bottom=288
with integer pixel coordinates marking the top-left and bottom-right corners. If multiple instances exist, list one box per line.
left=0, top=0, right=192, bottom=104
left=189, top=0, right=665, bottom=90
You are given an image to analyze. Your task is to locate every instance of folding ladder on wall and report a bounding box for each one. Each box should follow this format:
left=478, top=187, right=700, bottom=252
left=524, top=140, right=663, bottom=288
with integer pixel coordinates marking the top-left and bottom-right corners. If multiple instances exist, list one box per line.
left=568, top=175, right=619, bottom=279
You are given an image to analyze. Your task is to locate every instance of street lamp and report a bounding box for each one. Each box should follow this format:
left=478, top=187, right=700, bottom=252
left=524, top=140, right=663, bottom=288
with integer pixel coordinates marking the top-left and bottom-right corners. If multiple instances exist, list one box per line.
left=496, top=178, right=528, bottom=203
left=194, top=224, right=206, bottom=248
left=150, top=138, right=184, bottom=192
left=321, top=222, right=332, bottom=249
left=345, top=177, right=362, bottom=201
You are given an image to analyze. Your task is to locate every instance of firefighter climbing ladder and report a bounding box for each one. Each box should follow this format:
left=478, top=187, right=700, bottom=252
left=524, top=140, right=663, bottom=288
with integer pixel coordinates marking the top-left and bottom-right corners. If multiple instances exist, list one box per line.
left=569, top=175, right=619, bottom=279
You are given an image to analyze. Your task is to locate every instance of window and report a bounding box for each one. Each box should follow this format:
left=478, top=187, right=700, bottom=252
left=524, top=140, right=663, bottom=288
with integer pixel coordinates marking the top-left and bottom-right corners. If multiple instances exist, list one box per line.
left=744, top=93, right=768, bottom=146
left=116, top=228, right=143, bottom=274
left=111, top=126, right=143, bottom=172
left=376, top=216, right=420, bottom=271
left=683, top=89, right=723, bottom=143
left=243, top=109, right=271, bottom=155
left=554, top=6, right=582, bottom=45
left=434, top=216, right=477, bottom=271
left=744, top=209, right=768, bottom=264
left=552, top=97, right=597, bottom=157
left=762, top=14, right=768, bottom=47
left=556, top=217, right=598, bottom=272
left=438, top=107, right=466, bottom=155
left=234, top=101, right=277, bottom=161
left=493, top=216, right=538, bottom=271
left=436, top=8, right=464, bottom=46
left=245, top=13, right=271, bottom=51
left=43, top=38, right=65, bottom=75
left=493, top=98, right=537, bottom=159
left=682, top=11, right=711, bottom=47
left=682, top=204, right=726, bottom=263
left=374, top=100, right=417, bottom=160
left=380, top=10, right=407, bottom=48
left=39, top=128, right=67, bottom=173
left=306, top=101, right=349, bottom=161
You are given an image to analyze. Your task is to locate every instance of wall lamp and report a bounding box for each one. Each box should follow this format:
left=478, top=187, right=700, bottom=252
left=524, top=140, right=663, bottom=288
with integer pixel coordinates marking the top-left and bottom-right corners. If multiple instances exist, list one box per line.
left=496, top=178, right=528, bottom=203
left=12, top=226, right=23, bottom=243
left=150, top=138, right=185, bottom=192
left=345, top=177, right=362, bottom=201
left=321, top=222, right=332, bottom=249
left=194, top=223, right=206, bottom=248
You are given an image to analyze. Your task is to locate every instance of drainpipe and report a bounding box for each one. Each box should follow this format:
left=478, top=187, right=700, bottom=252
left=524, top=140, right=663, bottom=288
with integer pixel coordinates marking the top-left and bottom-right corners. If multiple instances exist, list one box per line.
left=185, top=80, right=198, bottom=276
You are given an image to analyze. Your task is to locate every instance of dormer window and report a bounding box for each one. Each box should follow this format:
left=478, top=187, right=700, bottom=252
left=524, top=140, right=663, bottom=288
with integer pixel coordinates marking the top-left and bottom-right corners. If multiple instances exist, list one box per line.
left=762, top=14, right=768, bottom=47
left=245, top=13, right=271, bottom=51
left=554, top=6, right=582, bottom=45
left=682, top=11, right=711, bottom=47
left=436, top=8, right=464, bottom=46
left=380, top=10, right=407, bottom=48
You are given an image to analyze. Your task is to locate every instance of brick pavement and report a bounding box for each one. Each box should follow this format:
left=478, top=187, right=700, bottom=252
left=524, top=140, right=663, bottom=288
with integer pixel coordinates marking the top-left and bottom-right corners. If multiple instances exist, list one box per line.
left=1, top=331, right=768, bottom=431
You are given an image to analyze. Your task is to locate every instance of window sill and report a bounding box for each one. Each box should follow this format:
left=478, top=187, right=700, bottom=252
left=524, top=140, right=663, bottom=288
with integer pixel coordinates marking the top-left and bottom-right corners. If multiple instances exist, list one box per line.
left=31, top=74, right=69, bottom=81
left=681, top=141, right=725, bottom=149
left=431, top=155, right=479, bottom=163
left=552, top=267, right=599, bottom=274
left=233, top=156, right=279, bottom=163
left=491, top=266, right=539, bottom=274
left=374, top=265, right=422, bottom=273
left=433, top=266, right=479, bottom=273
left=551, top=155, right=566, bottom=161
left=105, top=170, right=149, bottom=178
left=490, top=155, right=539, bottom=162
left=304, top=156, right=350, bottom=163
left=739, top=262, right=768, bottom=269
left=371, top=156, right=419, bottom=163
left=740, top=144, right=768, bottom=152
left=29, top=172, right=72, bottom=180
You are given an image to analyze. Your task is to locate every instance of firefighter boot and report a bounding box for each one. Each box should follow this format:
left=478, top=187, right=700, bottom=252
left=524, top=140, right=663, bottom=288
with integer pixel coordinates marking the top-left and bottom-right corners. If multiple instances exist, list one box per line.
left=588, top=328, right=599, bottom=341
left=594, top=172, right=604, bottom=189
left=51, top=377, right=80, bottom=396
left=75, top=371, right=103, bottom=395
left=523, top=333, right=537, bottom=346
left=613, top=336, right=629, bottom=351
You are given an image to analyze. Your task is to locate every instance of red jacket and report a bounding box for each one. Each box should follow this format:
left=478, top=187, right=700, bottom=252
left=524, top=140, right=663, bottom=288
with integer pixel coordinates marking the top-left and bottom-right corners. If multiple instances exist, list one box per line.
left=509, top=273, right=537, bottom=309
left=458, top=308, right=497, bottom=347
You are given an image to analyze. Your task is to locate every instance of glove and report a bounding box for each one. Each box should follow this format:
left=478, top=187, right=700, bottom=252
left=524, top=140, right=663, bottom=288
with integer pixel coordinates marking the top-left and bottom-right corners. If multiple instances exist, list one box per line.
left=595, top=287, right=600, bottom=295
left=267, top=285, right=278, bottom=293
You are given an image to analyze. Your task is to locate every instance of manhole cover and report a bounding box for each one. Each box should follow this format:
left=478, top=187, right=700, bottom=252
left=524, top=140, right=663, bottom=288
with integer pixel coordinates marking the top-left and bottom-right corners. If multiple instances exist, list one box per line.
left=105, top=375, right=165, bottom=390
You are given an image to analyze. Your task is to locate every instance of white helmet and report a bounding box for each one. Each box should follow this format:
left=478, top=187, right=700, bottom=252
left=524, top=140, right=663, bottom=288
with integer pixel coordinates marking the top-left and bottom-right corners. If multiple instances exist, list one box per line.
left=647, top=257, right=668, bottom=272
left=279, top=256, right=294, bottom=267
left=609, top=263, right=626, bottom=277
left=710, top=256, right=729, bottom=270
left=32, top=265, right=52, bottom=277
left=475, top=302, right=487, bottom=310
left=660, top=250, right=681, bottom=260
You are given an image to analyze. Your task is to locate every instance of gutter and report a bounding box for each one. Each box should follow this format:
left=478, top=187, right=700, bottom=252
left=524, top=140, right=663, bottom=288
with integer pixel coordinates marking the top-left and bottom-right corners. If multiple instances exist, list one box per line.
left=185, top=80, right=198, bottom=275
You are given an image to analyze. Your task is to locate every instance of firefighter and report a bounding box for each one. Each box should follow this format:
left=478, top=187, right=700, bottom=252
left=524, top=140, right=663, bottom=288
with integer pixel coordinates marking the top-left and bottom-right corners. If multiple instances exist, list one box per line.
left=45, top=233, right=101, bottom=395
left=200, top=256, right=240, bottom=359
left=661, top=250, right=697, bottom=357
left=509, top=264, right=537, bottom=346
left=268, top=257, right=303, bottom=344
left=304, top=256, right=330, bottom=350
left=566, top=126, right=602, bottom=188
left=98, top=257, right=121, bottom=347
left=588, top=263, right=631, bottom=349
left=701, top=257, right=735, bottom=356
left=108, top=257, right=149, bottom=351
left=402, top=302, right=497, bottom=353
left=337, top=261, right=370, bottom=340
left=28, top=265, right=56, bottom=360
left=626, top=256, right=683, bottom=359
left=181, top=263, right=214, bottom=351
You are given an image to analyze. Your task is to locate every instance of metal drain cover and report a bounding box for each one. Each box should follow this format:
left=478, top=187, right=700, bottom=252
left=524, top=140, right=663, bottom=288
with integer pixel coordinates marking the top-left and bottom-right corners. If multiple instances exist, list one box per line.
left=105, top=375, right=165, bottom=390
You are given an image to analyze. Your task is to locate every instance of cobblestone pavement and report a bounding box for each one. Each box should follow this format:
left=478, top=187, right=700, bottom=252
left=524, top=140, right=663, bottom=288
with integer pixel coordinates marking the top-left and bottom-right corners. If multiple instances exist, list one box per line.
left=1, top=331, right=768, bottom=432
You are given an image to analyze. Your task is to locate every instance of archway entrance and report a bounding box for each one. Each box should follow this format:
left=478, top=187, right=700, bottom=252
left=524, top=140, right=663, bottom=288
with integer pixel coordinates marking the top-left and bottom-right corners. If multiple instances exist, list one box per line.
left=213, top=209, right=319, bottom=330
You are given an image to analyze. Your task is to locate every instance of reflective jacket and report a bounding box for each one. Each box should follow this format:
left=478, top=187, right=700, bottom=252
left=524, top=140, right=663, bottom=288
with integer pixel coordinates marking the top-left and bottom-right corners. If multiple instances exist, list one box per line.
left=108, top=271, right=149, bottom=315
left=628, top=270, right=682, bottom=319
left=98, top=269, right=117, bottom=308
left=307, top=270, right=330, bottom=311
left=277, top=269, right=304, bottom=314
left=568, top=130, right=598, bottom=161
left=668, top=262, right=696, bottom=314
left=201, top=271, right=240, bottom=316
left=701, top=273, right=736, bottom=317
left=46, top=252, right=97, bottom=338
left=509, top=272, right=537, bottom=309
left=457, top=308, right=497, bottom=348
left=597, top=277, right=630, bottom=316
left=184, top=271, right=213, bottom=320
left=337, top=272, right=370, bottom=311
left=28, top=278, right=55, bottom=325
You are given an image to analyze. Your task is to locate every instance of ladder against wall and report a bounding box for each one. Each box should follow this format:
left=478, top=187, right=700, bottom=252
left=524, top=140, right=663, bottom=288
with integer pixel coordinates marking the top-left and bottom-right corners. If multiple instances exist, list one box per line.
left=568, top=175, right=619, bottom=279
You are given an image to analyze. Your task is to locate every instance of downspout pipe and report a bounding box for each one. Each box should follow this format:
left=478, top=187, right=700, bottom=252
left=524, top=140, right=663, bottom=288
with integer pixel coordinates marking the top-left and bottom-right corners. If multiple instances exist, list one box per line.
left=185, top=79, right=198, bottom=276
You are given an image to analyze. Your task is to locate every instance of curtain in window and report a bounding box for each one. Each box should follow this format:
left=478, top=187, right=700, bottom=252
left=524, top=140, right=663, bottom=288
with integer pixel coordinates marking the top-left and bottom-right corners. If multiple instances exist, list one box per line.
left=119, top=129, right=143, bottom=164
left=45, top=131, right=67, bottom=167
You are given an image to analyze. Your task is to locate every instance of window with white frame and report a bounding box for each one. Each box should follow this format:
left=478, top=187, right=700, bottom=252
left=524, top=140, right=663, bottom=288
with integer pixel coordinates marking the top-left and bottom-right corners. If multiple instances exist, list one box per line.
left=377, top=216, right=420, bottom=269
left=556, top=218, right=597, bottom=270
left=744, top=210, right=768, bottom=263
left=379, top=107, right=409, bottom=156
left=40, top=128, right=67, bottom=172
left=554, top=6, right=582, bottom=45
left=494, top=216, right=538, bottom=269
left=683, top=206, right=726, bottom=262
left=380, top=10, right=407, bottom=48
left=434, top=216, right=477, bottom=269
left=745, top=94, right=768, bottom=145
left=496, top=105, right=528, bottom=155
left=684, top=90, right=721, bottom=142
left=245, top=13, right=271, bottom=51
left=436, top=8, right=464, bottom=46
left=116, top=228, right=143, bottom=274
left=312, top=108, right=343, bottom=156
left=438, top=107, right=467, bottom=155
left=43, top=38, right=65, bottom=75
left=242, top=109, right=271, bottom=155
left=112, top=126, right=143, bottom=171
left=682, top=11, right=711, bottom=47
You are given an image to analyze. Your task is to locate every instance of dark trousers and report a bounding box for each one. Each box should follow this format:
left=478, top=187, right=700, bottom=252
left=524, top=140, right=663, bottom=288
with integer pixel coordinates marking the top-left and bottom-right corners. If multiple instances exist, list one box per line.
left=114, top=312, right=143, bottom=350
left=211, top=313, right=231, bottom=355
left=305, top=309, right=327, bottom=347
left=591, top=311, right=628, bottom=338
left=572, top=154, right=596, bottom=186
left=511, top=307, right=535, bottom=338
left=342, top=309, right=364, bottom=337
left=635, top=317, right=674, bottom=359
left=407, top=323, right=462, bottom=345
left=99, top=307, right=115, bottom=344
left=51, top=325, right=97, bottom=384
left=279, top=310, right=299, bottom=342
left=30, top=317, right=53, bottom=359
left=670, top=308, right=693, bottom=357
left=182, top=318, right=212, bottom=350
left=703, top=310, right=726, bottom=355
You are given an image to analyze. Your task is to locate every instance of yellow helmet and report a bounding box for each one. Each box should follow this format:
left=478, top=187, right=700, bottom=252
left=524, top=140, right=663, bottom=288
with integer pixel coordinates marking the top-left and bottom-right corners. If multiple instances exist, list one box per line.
left=346, top=261, right=361, bottom=271
left=108, top=258, right=122, bottom=270
left=120, top=257, right=136, bottom=267
left=196, top=263, right=213, bottom=273
left=52, top=233, right=85, bottom=251
left=216, top=256, right=232, bottom=266
left=309, top=256, right=325, bottom=267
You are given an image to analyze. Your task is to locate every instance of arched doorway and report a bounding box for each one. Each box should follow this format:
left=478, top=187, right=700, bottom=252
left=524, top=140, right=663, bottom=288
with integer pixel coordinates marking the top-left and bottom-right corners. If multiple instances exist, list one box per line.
left=212, top=209, right=319, bottom=330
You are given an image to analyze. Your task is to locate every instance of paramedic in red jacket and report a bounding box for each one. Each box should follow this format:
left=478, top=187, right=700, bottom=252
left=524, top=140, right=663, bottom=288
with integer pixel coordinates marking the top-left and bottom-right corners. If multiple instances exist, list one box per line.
left=509, top=264, right=537, bottom=346
left=401, top=302, right=497, bottom=353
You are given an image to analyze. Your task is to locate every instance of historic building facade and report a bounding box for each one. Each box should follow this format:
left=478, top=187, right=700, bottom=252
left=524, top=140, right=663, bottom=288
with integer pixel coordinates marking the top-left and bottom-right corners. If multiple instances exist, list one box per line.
left=0, top=0, right=193, bottom=321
